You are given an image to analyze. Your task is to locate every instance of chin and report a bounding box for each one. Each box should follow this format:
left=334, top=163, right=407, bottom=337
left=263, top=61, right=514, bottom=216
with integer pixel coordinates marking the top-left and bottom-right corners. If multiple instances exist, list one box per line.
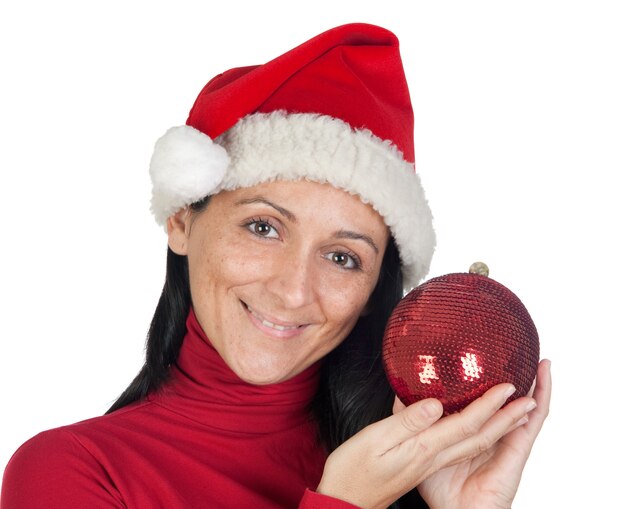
left=237, top=370, right=293, bottom=386
left=231, top=356, right=296, bottom=385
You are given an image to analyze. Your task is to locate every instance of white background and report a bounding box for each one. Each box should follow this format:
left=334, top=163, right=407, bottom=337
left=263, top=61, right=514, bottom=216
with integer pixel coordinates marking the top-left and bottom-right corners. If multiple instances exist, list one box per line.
left=1, top=1, right=624, bottom=507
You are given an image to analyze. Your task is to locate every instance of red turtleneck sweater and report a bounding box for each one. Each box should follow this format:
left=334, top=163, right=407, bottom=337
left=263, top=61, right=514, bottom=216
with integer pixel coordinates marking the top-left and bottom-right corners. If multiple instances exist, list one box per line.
left=1, top=311, right=359, bottom=509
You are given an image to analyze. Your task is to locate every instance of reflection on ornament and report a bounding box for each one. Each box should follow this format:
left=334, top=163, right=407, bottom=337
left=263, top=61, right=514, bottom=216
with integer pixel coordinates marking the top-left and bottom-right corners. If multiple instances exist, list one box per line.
left=417, top=355, right=439, bottom=384
left=461, top=352, right=483, bottom=381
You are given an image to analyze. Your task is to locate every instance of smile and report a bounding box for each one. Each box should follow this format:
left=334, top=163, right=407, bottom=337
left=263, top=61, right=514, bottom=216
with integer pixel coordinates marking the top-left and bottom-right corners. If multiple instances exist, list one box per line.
left=242, top=302, right=307, bottom=336
left=245, top=303, right=300, bottom=330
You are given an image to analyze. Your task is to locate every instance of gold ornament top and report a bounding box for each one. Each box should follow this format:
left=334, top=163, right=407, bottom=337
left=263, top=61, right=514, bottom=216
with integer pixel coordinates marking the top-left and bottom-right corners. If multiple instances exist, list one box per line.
left=469, top=261, right=489, bottom=277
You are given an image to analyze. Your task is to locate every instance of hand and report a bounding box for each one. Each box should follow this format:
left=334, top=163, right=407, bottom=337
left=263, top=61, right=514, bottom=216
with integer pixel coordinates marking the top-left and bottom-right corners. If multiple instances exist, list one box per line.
left=416, top=359, right=552, bottom=509
left=315, top=362, right=550, bottom=509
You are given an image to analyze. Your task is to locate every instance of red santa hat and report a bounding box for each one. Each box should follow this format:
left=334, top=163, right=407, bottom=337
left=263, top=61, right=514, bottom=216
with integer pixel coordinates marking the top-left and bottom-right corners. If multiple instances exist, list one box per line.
left=149, top=22, right=435, bottom=290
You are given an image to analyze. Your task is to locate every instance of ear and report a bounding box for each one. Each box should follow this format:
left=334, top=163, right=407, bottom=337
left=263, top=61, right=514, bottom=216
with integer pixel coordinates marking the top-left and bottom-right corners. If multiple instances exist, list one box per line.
left=167, top=208, right=191, bottom=255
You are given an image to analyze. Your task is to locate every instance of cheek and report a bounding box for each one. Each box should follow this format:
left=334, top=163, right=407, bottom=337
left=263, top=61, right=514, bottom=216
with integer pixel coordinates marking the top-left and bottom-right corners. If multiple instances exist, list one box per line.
left=186, top=235, right=266, bottom=339
left=187, top=236, right=288, bottom=334
left=189, top=234, right=265, bottom=290
left=319, top=279, right=373, bottom=333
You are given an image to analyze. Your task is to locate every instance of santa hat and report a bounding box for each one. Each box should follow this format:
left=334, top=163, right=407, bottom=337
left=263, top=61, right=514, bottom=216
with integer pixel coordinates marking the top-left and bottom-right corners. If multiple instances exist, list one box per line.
left=149, top=22, right=435, bottom=290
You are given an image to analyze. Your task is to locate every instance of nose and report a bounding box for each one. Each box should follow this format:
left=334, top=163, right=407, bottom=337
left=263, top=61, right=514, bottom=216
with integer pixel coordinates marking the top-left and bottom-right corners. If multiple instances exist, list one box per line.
left=266, top=248, right=316, bottom=310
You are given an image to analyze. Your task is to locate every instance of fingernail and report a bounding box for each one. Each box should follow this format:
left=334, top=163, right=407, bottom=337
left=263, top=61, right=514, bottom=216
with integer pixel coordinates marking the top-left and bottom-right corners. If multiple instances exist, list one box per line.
left=421, top=400, right=440, bottom=418
left=525, top=400, right=537, bottom=413
left=514, top=415, right=529, bottom=428
left=504, top=385, right=516, bottom=399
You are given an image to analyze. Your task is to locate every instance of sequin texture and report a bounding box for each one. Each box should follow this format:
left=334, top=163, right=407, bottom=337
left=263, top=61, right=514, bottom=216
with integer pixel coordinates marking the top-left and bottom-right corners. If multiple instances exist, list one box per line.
left=382, top=273, right=540, bottom=415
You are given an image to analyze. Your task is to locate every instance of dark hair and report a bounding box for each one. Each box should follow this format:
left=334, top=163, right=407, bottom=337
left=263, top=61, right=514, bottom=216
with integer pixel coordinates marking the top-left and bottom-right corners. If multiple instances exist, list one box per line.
left=106, top=198, right=209, bottom=413
left=106, top=197, right=427, bottom=508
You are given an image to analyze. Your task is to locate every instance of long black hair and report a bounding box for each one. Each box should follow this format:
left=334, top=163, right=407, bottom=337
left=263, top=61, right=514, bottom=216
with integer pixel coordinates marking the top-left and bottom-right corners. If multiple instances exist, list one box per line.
left=106, top=197, right=427, bottom=508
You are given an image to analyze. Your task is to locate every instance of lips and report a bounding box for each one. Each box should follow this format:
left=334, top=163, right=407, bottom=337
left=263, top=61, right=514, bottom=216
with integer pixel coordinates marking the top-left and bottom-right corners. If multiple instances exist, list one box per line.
left=242, top=301, right=308, bottom=336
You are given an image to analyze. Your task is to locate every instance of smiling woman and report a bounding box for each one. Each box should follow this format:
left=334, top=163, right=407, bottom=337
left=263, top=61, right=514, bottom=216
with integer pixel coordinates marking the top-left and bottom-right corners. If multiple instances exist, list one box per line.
left=169, top=181, right=389, bottom=386
left=1, top=22, right=550, bottom=509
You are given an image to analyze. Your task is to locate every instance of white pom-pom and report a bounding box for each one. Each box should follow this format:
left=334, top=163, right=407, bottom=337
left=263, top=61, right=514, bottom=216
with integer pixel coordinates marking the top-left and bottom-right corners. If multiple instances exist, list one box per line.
left=149, top=125, right=230, bottom=225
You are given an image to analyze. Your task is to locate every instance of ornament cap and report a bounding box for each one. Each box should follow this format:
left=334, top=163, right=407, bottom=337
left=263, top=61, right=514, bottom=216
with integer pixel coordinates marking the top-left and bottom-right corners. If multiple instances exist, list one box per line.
left=469, top=261, right=489, bottom=277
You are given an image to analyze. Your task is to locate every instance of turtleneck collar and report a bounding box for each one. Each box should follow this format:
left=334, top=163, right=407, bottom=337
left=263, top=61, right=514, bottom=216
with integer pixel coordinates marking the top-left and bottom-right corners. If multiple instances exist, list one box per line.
left=149, top=308, right=321, bottom=435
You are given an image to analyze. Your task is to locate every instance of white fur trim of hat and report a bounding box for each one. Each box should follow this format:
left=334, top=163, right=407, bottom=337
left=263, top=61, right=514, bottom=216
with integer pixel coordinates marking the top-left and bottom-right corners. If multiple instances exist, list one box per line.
left=149, top=111, right=435, bottom=291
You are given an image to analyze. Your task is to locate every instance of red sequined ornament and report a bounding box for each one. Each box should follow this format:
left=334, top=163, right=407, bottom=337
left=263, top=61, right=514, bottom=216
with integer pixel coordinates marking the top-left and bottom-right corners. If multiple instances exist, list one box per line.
left=383, top=265, right=540, bottom=415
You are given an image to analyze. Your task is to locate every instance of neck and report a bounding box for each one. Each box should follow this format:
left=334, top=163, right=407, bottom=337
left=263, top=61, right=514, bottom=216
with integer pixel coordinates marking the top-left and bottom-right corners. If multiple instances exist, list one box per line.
left=149, top=308, right=321, bottom=434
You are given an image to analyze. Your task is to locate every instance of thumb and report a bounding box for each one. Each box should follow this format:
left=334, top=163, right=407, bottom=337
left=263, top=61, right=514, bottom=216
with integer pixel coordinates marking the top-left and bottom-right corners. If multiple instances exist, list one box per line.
left=392, top=395, right=406, bottom=415
left=375, top=398, right=443, bottom=452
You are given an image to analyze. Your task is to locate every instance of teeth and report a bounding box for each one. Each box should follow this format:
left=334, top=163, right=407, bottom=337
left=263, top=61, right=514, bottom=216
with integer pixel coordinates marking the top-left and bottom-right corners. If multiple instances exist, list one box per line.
left=247, top=304, right=299, bottom=331
left=261, top=319, right=296, bottom=331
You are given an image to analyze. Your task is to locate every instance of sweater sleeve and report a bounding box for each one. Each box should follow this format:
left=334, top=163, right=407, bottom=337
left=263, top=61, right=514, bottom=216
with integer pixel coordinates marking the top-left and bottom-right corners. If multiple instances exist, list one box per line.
left=299, top=488, right=362, bottom=509
left=1, top=429, right=124, bottom=509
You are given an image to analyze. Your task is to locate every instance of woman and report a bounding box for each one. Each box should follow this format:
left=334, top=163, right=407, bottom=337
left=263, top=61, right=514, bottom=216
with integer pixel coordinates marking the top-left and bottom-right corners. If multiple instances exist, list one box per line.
left=1, top=23, right=551, bottom=509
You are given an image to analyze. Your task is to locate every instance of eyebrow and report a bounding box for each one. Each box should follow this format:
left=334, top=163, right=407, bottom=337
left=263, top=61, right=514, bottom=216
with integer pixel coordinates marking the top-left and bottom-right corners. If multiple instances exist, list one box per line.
left=335, top=230, right=380, bottom=255
left=235, top=197, right=297, bottom=222
left=235, top=196, right=380, bottom=254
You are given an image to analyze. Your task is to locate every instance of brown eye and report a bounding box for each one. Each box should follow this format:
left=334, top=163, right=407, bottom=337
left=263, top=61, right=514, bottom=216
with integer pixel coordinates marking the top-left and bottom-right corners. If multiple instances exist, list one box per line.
left=333, top=253, right=349, bottom=265
left=325, top=252, right=359, bottom=270
left=247, top=220, right=279, bottom=238
left=255, top=223, right=271, bottom=235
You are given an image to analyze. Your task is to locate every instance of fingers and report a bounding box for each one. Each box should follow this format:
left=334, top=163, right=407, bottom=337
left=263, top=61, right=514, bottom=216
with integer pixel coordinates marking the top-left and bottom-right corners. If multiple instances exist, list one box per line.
left=506, top=414, right=530, bottom=434
left=381, top=373, right=549, bottom=472
left=525, top=359, right=552, bottom=434
left=316, top=396, right=445, bottom=505
left=383, top=383, right=515, bottom=455
left=533, top=359, right=551, bottom=407
left=439, top=360, right=551, bottom=470
left=377, top=398, right=443, bottom=452
left=433, top=394, right=536, bottom=468
left=392, top=396, right=407, bottom=415
left=417, top=383, right=516, bottom=454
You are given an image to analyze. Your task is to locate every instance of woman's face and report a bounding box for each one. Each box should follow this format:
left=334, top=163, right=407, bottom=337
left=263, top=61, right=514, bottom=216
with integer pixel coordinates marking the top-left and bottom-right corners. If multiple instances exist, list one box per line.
left=168, top=180, right=389, bottom=385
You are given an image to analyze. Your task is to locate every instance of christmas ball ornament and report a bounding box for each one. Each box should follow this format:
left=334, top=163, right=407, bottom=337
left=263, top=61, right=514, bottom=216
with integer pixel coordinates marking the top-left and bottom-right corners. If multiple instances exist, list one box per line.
left=382, top=263, right=540, bottom=415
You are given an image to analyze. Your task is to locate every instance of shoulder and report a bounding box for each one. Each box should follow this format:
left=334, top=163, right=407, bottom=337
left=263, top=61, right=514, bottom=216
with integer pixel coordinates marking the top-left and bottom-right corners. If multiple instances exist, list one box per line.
left=1, top=427, right=114, bottom=508
left=1, top=403, right=152, bottom=509
left=4, top=426, right=95, bottom=476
